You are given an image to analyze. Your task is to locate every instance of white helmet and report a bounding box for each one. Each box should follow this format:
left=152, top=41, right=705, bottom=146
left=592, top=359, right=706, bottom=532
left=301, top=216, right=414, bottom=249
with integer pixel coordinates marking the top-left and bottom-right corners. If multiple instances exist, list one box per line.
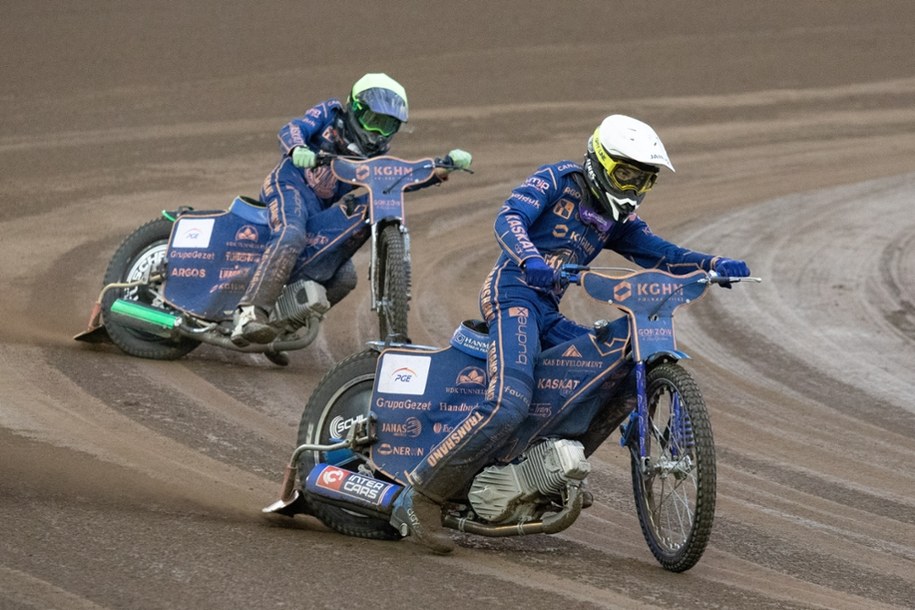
left=582, top=115, right=674, bottom=223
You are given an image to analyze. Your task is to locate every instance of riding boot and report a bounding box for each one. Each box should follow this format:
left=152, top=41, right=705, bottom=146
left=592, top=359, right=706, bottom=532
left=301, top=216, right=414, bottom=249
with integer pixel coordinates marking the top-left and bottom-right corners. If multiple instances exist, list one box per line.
left=389, top=487, right=454, bottom=555
left=232, top=245, right=299, bottom=345
left=231, top=305, right=276, bottom=346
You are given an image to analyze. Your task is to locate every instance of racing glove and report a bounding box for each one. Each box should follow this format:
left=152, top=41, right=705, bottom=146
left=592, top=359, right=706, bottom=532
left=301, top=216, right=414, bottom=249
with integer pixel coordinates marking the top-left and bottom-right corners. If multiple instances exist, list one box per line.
left=291, top=146, right=317, bottom=169
left=522, top=257, right=556, bottom=289
left=446, top=149, right=472, bottom=170
left=714, top=257, right=750, bottom=288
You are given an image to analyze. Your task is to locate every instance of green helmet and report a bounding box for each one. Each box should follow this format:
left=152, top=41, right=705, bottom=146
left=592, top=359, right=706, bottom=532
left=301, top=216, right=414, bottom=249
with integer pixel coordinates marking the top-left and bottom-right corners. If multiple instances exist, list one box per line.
left=342, top=73, right=408, bottom=156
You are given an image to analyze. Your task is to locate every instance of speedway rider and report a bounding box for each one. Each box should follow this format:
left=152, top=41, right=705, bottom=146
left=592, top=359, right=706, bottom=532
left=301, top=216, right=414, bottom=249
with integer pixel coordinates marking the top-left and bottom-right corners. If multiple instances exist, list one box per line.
left=232, top=73, right=472, bottom=345
left=390, top=114, right=751, bottom=554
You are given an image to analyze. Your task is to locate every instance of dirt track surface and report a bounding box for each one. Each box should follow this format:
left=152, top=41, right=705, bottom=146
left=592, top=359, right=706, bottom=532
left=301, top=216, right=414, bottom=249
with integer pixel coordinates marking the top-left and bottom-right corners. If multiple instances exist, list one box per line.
left=2, top=2, right=914, bottom=608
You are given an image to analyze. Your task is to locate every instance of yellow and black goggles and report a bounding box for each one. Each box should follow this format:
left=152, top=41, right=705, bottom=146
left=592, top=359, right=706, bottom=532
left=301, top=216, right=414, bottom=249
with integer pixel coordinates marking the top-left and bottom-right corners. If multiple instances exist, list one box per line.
left=593, top=133, right=659, bottom=194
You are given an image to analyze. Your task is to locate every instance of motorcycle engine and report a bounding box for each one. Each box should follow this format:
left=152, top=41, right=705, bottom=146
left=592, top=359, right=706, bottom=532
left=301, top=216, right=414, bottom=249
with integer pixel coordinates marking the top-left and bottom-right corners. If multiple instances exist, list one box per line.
left=467, top=439, right=590, bottom=524
left=272, top=279, right=330, bottom=326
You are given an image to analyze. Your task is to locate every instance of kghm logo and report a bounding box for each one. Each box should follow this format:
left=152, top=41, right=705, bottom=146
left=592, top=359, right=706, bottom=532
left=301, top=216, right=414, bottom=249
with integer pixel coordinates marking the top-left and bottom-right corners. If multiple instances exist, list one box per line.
left=355, top=165, right=371, bottom=181
left=637, top=283, right=679, bottom=297
left=613, top=280, right=632, bottom=302
left=235, top=225, right=259, bottom=241
left=373, top=165, right=413, bottom=176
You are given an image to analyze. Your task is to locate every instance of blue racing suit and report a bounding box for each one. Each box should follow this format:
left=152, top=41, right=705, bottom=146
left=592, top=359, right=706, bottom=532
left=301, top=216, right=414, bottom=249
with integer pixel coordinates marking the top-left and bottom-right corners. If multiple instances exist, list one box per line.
left=409, top=160, right=721, bottom=501
left=242, top=99, right=443, bottom=309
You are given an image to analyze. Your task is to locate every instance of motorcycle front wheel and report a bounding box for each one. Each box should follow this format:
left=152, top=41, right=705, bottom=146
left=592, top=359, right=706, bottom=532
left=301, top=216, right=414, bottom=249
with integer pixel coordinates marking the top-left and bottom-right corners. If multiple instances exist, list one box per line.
left=297, top=349, right=400, bottom=540
left=630, top=362, right=716, bottom=572
left=374, top=223, right=410, bottom=341
left=101, top=218, right=201, bottom=360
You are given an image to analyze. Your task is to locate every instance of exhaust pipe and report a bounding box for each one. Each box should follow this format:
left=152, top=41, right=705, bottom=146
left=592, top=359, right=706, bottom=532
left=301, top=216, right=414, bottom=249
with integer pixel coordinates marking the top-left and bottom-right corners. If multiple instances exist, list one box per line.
left=443, top=486, right=583, bottom=537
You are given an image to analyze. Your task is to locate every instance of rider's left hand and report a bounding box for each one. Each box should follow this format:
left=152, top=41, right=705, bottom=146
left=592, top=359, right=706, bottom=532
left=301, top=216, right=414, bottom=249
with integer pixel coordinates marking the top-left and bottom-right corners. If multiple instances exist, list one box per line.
left=715, top=257, right=750, bottom=288
left=446, top=149, right=472, bottom=170
left=523, top=256, right=557, bottom=289
left=291, top=146, right=317, bottom=169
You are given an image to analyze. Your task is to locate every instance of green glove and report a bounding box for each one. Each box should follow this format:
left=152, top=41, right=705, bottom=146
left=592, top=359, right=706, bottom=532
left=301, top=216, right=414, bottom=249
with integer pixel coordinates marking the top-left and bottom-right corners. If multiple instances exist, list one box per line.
left=291, top=146, right=317, bottom=169
left=447, top=149, right=472, bottom=170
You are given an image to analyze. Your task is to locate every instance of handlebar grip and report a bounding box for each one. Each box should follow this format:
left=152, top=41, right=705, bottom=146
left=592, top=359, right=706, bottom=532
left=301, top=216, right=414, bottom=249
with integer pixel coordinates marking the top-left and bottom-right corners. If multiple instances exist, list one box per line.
left=434, top=155, right=474, bottom=174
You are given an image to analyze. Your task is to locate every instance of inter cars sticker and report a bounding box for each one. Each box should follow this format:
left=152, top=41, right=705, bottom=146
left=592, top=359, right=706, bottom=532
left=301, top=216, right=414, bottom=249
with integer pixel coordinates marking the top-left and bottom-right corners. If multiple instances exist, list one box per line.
left=305, top=464, right=402, bottom=512
left=172, top=217, right=215, bottom=248
left=377, top=354, right=431, bottom=395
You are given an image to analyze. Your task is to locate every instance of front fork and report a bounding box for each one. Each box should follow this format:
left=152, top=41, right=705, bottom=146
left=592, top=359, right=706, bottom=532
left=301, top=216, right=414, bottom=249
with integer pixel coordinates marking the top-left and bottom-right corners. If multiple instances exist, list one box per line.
left=620, top=361, right=688, bottom=477
left=620, top=362, right=648, bottom=459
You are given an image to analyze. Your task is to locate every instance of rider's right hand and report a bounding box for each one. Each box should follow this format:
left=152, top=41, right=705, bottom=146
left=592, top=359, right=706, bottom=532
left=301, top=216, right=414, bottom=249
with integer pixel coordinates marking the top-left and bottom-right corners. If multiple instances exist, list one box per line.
left=291, top=146, right=317, bottom=169
left=714, top=257, right=750, bottom=288
left=522, top=257, right=556, bottom=289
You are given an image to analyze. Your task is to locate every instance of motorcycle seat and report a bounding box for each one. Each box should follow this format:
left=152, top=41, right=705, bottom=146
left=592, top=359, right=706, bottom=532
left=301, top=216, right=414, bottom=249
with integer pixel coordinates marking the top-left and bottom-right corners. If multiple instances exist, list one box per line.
left=449, top=319, right=490, bottom=359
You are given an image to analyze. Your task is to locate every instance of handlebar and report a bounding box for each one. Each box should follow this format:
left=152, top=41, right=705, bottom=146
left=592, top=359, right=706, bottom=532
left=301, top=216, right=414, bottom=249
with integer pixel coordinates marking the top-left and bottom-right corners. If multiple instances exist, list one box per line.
left=435, top=155, right=475, bottom=174
left=313, top=151, right=359, bottom=167
left=705, top=270, right=763, bottom=285
left=558, top=264, right=590, bottom=287
left=557, top=264, right=761, bottom=289
left=313, top=151, right=473, bottom=174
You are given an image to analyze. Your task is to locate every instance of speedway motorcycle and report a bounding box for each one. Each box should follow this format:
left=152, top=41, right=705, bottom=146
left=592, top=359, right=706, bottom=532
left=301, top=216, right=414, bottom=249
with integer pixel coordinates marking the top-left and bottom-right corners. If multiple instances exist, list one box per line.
left=75, top=154, right=468, bottom=365
left=264, top=265, right=760, bottom=572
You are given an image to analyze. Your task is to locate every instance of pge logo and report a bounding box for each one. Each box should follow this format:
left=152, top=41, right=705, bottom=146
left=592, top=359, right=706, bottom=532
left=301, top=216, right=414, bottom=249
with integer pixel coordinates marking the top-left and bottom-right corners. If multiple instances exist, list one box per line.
left=613, top=280, right=632, bottom=302
left=392, top=367, right=415, bottom=383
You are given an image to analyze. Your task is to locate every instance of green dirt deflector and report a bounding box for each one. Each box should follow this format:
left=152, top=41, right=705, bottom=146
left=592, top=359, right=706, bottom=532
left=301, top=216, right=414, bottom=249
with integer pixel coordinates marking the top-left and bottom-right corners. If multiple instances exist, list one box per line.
left=110, top=299, right=180, bottom=329
left=106, top=298, right=182, bottom=338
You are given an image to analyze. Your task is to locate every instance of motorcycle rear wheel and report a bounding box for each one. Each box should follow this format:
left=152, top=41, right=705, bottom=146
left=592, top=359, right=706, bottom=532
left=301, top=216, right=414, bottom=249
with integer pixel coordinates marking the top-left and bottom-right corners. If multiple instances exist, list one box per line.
left=630, top=362, right=716, bottom=572
left=101, top=218, right=201, bottom=360
left=375, top=224, right=410, bottom=341
left=297, top=349, right=400, bottom=540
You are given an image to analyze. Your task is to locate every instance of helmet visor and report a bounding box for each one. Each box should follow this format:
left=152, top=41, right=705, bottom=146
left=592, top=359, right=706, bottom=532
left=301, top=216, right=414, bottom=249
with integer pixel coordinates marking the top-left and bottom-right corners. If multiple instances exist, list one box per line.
left=355, top=105, right=401, bottom=137
left=606, top=158, right=658, bottom=193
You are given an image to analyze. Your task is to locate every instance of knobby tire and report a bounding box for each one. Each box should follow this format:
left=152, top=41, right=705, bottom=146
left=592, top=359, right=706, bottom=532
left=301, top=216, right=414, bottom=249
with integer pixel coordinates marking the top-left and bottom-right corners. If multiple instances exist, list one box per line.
left=297, top=350, right=400, bottom=540
left=101, top=218, right=200, bottom=360
left=630, top=362, right=716, bottom=572
left=375, top=224, right=410, bottom=341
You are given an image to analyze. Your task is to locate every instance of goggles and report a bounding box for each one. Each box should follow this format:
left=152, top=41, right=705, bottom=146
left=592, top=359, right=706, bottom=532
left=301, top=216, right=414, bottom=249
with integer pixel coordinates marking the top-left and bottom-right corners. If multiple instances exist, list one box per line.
left=353, top=102, right=401, bottom=137
left=592, top=130, right=659, bottom=194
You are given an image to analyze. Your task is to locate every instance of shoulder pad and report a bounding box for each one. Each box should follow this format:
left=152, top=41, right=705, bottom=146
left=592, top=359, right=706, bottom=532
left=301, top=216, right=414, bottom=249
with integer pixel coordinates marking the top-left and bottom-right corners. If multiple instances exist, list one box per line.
left=532, top=160, right=582, bottom=176
left=552, top=160, right=584, bottom=176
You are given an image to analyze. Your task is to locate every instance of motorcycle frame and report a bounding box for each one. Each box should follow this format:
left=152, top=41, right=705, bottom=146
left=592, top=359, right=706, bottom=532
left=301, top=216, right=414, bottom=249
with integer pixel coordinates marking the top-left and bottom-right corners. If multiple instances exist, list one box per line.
left=329, top=155, right=434, bottom=319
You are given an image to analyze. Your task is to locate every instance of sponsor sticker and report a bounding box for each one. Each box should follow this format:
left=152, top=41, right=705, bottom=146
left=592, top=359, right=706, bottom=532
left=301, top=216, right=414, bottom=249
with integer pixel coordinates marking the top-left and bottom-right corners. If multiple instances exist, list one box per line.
left=377, top=354, right=431, bottom=395
left=172, top=218, right=215, bottom=248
